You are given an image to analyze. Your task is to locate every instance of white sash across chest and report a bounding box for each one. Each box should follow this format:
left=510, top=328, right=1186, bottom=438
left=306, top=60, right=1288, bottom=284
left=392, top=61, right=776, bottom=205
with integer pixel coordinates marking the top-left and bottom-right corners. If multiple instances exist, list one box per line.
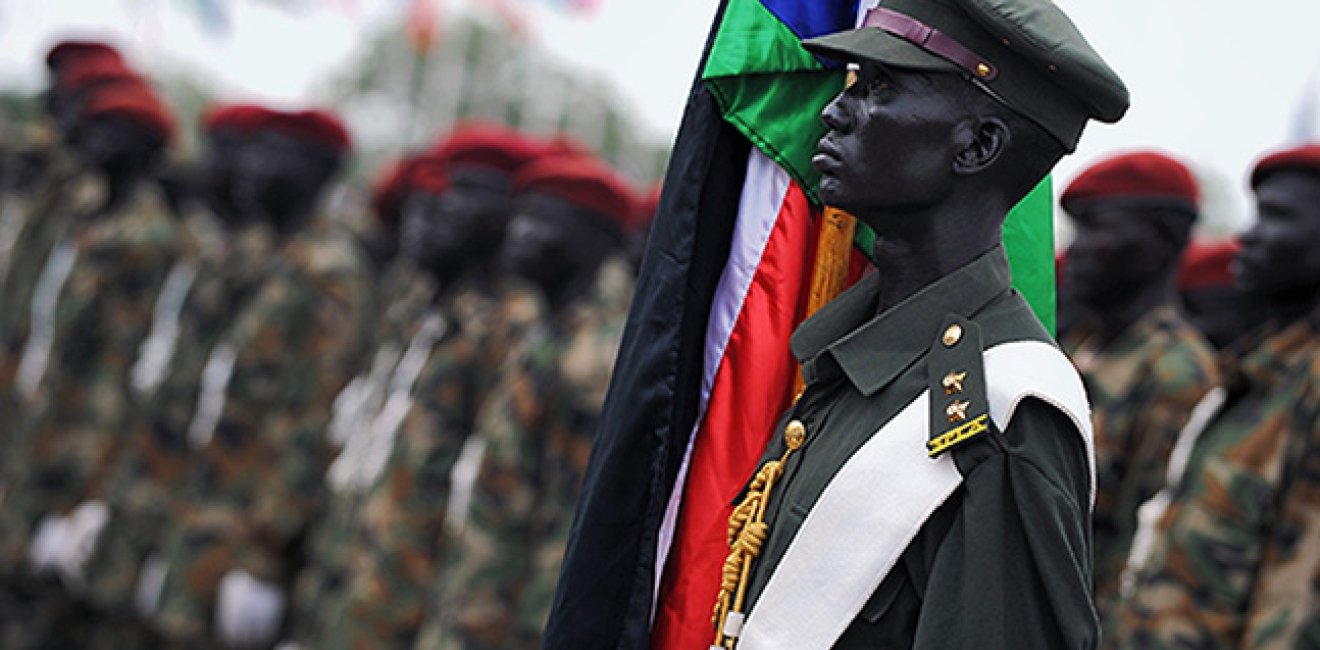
left=736, top=340, right=1093, bottom=650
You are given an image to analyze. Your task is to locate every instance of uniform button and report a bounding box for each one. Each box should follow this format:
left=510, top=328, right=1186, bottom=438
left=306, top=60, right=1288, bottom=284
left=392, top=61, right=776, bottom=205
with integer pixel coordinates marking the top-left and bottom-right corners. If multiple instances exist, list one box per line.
left=784, top=420, right=806, bottom=450
left=943, top=324, right=963, bottom=347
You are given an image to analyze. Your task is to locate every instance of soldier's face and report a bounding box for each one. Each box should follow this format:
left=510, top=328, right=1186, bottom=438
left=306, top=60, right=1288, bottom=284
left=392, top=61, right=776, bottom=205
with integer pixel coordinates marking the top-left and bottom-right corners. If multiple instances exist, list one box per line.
left=232, top=132, right=336, bottom=221
left=1237, top=171, right=1320, bottom=297
left=499, top=193, right=588, bottom=287
left=1065, top=202, right=1189, bottom=306
left=398, top=168, right=513, bottom=270
left=813, top=62, right=960, bottom=221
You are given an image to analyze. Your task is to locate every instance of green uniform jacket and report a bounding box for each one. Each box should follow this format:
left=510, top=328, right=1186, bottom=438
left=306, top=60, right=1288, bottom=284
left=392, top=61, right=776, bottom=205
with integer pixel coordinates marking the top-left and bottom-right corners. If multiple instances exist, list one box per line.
left=733, top=246, right=1097, bottom=649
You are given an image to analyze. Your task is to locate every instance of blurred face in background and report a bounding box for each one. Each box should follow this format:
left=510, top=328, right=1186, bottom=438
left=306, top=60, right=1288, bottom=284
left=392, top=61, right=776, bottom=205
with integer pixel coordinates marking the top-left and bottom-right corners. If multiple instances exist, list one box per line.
left=1065, top=201, right=1191, bottom=307
left=1237, top=170, right=1320, bottom=297
left=398, top=166, right=514, bottom=274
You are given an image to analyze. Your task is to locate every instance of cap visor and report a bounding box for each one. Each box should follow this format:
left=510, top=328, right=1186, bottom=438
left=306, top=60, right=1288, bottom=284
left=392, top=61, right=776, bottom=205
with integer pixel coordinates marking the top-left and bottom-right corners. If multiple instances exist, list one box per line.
left=802, top=28, right=961, bottom=75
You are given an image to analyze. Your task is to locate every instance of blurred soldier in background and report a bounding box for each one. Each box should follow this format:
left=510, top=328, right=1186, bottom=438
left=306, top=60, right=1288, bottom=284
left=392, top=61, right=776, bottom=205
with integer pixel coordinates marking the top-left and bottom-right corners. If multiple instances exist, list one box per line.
left=56, top=104, right=280, bottom=647
left=1177, top=239, right=1264, bottom=351
left=1058, top=151, right=1219, bottom=624
left=0, top=41, right=131, bottom=450
left=290, top=124, right=547, bottom=650
left=417, top=153, right=638, bottom=650
left=146, top=108, right=371, bottom=650
left=1112, top=143, right=1320, bottom=649
left=0, top=73, right=181, bottom=649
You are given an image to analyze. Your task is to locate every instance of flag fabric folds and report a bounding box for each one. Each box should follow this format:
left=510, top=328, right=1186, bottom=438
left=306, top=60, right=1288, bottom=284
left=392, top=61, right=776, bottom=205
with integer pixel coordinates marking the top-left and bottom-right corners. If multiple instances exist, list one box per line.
left=543, top=0, right=1055, bottom=647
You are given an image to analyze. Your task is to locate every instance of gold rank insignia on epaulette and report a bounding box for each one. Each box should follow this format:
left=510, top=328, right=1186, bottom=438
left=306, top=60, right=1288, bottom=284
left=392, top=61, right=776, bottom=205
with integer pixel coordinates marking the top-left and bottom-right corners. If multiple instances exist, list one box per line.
left=926, top=315, right=990, bottom=459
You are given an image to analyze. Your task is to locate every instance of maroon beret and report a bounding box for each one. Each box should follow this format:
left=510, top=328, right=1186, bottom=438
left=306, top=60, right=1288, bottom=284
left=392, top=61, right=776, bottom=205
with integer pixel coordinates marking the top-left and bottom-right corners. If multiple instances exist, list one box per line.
left=431, top=122, right=543, bottom=176
left=1250, top=144, right=1320, bottom=188
left=46, top=40, right=122, bottom=72
left=261, top=108, right=352, bottom=153
left=369, top=153, right=451, bottom=225
left=56, top=56, right=138, bottom=92
left=81, top=82, right=175, bottom=141
left=1178, top=239, right=1240, bottom=291
left=1062, top=151, right=1199, bottom=215
left=200, top=103, right=273, bottom=136
left=516, top=155, right=639, bottom=232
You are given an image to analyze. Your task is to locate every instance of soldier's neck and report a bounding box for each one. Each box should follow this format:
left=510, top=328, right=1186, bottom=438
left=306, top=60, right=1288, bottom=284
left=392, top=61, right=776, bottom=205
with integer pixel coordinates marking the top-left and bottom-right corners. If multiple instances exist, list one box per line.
left=1264, top=285, right=1320, bottom=329
left=95, top=166, right=149, bottom=218
left=864, top=197, right=1006, bottom=314
left=1093, top=278, right=1175, bottom=346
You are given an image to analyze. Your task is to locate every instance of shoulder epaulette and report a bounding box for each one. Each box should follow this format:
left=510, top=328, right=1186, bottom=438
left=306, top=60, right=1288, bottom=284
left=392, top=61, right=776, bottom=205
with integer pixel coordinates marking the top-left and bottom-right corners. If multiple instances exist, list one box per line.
left=926, top=314, right=990, bottom=458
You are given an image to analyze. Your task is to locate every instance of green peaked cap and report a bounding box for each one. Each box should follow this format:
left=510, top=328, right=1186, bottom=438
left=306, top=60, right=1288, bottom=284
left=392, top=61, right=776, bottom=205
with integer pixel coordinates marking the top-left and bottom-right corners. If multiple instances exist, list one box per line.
left=802, top=0, right=1130, bottom=151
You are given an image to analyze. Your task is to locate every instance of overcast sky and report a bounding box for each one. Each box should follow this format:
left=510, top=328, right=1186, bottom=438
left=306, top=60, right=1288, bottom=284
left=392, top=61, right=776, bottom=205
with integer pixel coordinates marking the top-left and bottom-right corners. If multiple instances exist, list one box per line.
left=2, top=0, right=1319, bottom=230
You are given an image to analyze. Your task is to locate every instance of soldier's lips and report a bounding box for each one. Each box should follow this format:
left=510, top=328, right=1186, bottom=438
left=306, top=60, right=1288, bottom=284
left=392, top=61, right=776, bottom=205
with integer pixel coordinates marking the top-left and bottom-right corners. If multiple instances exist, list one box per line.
left=813, top=135, right=844, bottom=171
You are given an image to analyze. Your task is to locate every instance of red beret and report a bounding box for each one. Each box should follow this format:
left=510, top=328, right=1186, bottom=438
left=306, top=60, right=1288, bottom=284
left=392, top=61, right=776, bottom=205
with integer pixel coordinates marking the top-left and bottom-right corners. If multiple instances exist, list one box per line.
left=1250, top=144, right=1320, bottom=188
left=56, top=56, right=138, bottom=92
left=200, top=103, right=272, bottom=136
left=539, top=134, right=593, bottom=160
left=1062, top=151, right=1199, bottom=215
left=261, top=108, right=352, bottom=152
left=431, top=122, right=543, bottom=176
left=81, top=83, right=175, bottom=141
left=46, top=40, right=122, bottom=72
left=369, top=153, right=451, bottom=225
left=517, top=155, right=639, bottom=231
left=1178, top=239, right=1240, bottom=291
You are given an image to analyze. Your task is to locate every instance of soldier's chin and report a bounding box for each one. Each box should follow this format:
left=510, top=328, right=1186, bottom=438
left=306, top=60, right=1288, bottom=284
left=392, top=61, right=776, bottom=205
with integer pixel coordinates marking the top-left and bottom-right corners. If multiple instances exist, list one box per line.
left=818, top=175, right=849, bottom=209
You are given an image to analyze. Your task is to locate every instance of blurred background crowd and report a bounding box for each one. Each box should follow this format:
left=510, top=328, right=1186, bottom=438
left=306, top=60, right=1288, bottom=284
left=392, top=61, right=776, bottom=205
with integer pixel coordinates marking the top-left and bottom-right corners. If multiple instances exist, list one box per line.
left=2, top=1, right=1320, bottom=649
left=0, top=22, right=656, bottom=650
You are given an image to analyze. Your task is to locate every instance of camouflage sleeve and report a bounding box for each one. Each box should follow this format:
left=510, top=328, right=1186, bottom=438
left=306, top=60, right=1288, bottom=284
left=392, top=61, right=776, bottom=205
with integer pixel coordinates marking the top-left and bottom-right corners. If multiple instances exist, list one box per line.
left=1240, top=380, right=1320, bottom=649
left=1093, top=334, right=1218, bottom=613
left=329, top=337, right=481, bottom=650
left=22, top=221, right=176, bottom=517
left=226, top=263, right=370, bottom=583
left=429, top=350, right=548, bottom=650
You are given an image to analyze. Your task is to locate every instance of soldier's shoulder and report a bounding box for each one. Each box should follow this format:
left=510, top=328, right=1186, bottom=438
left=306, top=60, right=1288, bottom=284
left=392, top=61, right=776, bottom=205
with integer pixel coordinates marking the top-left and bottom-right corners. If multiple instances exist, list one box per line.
left=1150, top=314, right=1220, bottom=388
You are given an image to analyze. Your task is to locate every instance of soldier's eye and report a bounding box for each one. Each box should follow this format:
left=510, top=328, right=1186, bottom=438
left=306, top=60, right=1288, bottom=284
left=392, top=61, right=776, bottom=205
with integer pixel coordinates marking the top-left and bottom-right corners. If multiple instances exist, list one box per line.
left=867, top=77, right=892, bottom=95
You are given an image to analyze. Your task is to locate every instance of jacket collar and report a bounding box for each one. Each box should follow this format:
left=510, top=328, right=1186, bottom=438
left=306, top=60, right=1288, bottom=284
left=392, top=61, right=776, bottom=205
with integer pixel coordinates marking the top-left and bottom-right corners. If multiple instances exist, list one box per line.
left=791, top=245, right=1013, bottom=397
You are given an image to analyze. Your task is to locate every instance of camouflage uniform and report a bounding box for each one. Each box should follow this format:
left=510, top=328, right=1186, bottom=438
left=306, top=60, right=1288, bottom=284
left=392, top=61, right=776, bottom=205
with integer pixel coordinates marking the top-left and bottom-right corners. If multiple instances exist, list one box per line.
left=0, top=185, right=179, bottom=567
left=0, top=159, right=102, bottom=447
left=293, top=273, right=543, bottom=650
left=151, top=221, right=372, bottom=645
left=415, top=258, right=633, bottom=650
left=1111, top=311, right=1320, bottom=649
left=78, top=215, right=277, bottom=612
left=287, top=257, right=438, bottom=645
left=1062, top=305, right=1219, bottom=621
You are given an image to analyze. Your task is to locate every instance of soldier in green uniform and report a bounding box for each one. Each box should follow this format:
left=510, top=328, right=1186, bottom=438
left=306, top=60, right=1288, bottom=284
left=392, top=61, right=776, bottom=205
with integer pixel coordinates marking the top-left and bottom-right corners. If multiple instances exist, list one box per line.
left=653, top=1, right=1130, bottom=648
left=1057, top=151, right=1220, bottom=624
left=286, top=124, right=546, bottom=650
left=0, top=39, right=131, bottom=648
left=57, top=104, right=278, bottom=634
left=143, top=108, right=372, bottom=650
left=416, top=153, right=639, bottom=650
left=0, top=79, right=181, bottom=650
left=1111, top=144, right=1320, bottom=650
left=0, top=43, right=132, bottom=451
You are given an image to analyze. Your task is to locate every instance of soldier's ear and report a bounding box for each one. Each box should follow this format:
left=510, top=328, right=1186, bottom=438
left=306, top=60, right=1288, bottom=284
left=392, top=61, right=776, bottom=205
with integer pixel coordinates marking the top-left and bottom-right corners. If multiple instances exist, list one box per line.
left=952, top=117, right=1008, bottom=177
